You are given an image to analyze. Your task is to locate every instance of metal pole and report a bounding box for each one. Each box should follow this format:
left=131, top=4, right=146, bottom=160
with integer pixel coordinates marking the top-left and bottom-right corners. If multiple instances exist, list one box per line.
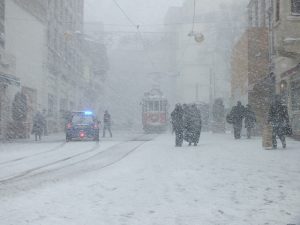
left=209, top=68, right=213, bottom=131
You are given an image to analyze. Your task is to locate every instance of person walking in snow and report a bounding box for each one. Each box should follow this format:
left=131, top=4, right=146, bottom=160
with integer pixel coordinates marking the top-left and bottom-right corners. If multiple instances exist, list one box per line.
left=183, top=104, right=192, bottom=143
left=103, top=110, right=112, bottom=138
left=32, top=111, right=43, bottom=141
left=244, top=104, right=256, bottom=139
left=268, top=95, right=290, bottom=149
left=187, top=104, right=202, bottom=146
left=171, top=104, right=184, bottom=147
left=229, top=101, right=245, bottom=139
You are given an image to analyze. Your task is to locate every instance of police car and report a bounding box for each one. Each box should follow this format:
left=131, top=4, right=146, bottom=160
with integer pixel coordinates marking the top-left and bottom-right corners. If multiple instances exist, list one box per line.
left=66, top=111, right=100, bottom=142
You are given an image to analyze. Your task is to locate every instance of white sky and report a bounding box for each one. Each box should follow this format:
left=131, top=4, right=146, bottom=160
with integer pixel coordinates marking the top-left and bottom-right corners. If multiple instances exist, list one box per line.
left=84, top=0, right=184, bottom=26
left=84, top=0, right=248, bottom=32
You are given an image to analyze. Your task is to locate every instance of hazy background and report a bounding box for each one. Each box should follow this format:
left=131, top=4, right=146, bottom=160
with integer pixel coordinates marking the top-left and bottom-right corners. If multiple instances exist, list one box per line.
left=83, top=0, right=248, bottom=128
left=85, top=0, right=184, bottom=27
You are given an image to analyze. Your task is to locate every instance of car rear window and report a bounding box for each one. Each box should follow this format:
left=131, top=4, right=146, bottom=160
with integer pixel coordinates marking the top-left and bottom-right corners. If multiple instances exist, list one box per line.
left=72, top=115, right=94, bottom=124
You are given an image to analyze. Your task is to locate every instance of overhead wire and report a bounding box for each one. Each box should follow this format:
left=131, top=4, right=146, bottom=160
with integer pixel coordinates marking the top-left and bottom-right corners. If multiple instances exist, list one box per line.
left=110, top=0, right=139, bottom=29
left=192, top=0, right=196, bottom=33
left=5, top=17, right=244, bottom=30
left=175, top=0, right=199, bottom=77
left=109, top=0, right=159, bottom=72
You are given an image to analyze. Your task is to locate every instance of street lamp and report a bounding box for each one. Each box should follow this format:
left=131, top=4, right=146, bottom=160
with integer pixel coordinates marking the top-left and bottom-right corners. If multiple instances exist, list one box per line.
left=188, top=31, right=205, bottom=44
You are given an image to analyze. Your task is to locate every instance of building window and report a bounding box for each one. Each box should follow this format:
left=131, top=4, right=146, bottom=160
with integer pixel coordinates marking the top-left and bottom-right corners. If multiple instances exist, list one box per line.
left=276, top=0, right=280, bottom=21
left=48, top=94, right=56, bottom=116
left=291, top=0, right=300, bottom=15
left=59, top=98, right=67, bottom=113
left=251, top=4, right=257, bottom=27
left=280, top=80, right=288, bottom=105
left=291, top=80, right=300, bottom=110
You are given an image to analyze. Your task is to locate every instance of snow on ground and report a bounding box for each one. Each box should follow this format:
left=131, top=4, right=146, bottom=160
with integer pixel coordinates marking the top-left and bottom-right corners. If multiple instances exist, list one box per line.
left=0, top=132, right=300, bottom=225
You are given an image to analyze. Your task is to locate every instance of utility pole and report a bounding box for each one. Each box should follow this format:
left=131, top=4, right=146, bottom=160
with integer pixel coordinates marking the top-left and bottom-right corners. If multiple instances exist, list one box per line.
left=263, top=0, right=275, bottom=149
left=209, top=68, right=215, bottom=130
left=195, top=83, right=199, bottom=102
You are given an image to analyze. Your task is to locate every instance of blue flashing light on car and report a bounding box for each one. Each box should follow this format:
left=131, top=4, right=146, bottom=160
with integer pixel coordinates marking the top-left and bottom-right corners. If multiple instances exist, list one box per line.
left=84, top=111, right=93, bottom=116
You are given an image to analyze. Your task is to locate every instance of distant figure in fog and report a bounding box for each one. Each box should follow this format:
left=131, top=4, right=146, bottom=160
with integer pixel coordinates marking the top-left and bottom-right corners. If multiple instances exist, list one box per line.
left=32, top=111, right=44, bottom=141
left=171, top=104, right=184, bottom=147
left=103, top=110, right=112, bottom=138
left=244, top=104, right=256, bottom=139
left=268, top=95, right=290, bottom=149
left=41, top=109, right=48, bottom=136
left=229, top=101, right=245, bottom=139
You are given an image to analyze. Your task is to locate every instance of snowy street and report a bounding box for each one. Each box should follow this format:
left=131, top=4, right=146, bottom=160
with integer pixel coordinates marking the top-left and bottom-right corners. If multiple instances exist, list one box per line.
left=0, top=132, right=300, bottom=225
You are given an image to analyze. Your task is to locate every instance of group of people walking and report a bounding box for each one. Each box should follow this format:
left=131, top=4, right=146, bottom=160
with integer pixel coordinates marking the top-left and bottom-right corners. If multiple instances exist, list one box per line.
left=228, top=95, right=291, bottom=149
left=227, top=101, right=257, bottom=139
left=171, top=104, right=202, bottom=147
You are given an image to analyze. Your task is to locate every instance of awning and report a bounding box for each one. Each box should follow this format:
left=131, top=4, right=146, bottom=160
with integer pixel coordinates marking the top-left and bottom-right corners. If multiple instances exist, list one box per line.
left=248, top=75, right=275, bottom=92
left=0, top=73, right=20, bottom=86
left=281, top=63, right=300, bottom=78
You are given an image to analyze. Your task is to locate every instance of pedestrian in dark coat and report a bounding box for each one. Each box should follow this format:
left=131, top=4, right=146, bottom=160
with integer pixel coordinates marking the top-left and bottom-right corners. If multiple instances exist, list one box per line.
left=244, top=104, right=256, bottom=139
left=183, top=104, right=192, bottom=144
left=229, top=101, right=245, bottom=139
left=32, top=112, right=43, bottom=141
left=171, top=104, right=184, bottom=147
left=188, top=104, right=202, bottom=146
left=103, top=110, right=112, bottom=138
left=268, top=95, right=290, bottom=149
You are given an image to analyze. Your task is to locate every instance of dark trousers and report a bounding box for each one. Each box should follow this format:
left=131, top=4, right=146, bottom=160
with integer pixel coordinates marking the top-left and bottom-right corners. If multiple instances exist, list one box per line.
left=272, top=126, right=286, bottom=148
left=35, top=133, right=41, bottom=141
left=247, top=127, right=252, bottom=139
left=190, top=130, right=201, bottom=145
left=103, top=125, right=112, bottom=137
left=233, top=127, right=242, bottom=139
left=175, top=130, right=183, bottom=147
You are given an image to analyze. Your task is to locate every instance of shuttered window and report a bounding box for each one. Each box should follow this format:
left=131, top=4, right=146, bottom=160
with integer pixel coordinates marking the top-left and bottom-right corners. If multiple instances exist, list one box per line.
left=292, top=0, right=300, bottom=15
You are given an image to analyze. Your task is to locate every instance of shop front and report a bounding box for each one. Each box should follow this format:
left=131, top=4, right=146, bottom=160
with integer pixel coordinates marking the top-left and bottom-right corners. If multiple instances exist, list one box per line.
left=280, top=63, right=300, bottom=137
left=0, top=73, right=20, bottom=139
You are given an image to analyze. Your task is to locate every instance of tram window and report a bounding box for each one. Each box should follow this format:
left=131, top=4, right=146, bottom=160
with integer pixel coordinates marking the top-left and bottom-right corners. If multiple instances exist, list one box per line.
left=149, top=101, right=154, bottom=111
left=154, top=101, right=159, bottom=111
left=160, top=101, right=165, bottom=111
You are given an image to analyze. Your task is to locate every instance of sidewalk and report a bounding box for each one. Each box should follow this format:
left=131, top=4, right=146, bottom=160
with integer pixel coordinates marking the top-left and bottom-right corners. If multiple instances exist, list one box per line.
left=0, top=129, right=145, bottom=144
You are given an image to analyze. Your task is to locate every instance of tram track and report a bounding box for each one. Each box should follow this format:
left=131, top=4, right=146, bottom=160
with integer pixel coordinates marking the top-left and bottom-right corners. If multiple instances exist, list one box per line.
left=0, top=133, right=158, bottom=185
left=0, top=142, right=66, bottom=166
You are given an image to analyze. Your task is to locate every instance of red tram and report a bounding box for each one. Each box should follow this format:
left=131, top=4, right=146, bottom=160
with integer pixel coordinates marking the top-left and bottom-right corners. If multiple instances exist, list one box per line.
left=142, top=88, right=168, bottom=133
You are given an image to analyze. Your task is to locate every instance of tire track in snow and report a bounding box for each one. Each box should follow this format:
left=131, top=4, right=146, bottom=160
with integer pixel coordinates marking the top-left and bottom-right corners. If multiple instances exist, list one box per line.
left=0, top=142, right=66, bottom=166
left=0, top=134, right=157, bottom=185
left=0, top=142, right=100, bottom=183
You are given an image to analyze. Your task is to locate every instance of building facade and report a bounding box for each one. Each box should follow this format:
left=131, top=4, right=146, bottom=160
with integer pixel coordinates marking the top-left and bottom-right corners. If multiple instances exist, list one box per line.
left=1, top=0, right=107, bottom=138
left=272, top=0, right=300, bottom=137
left=230, top=0, right=274, bottom=133
left=231, top=32, right=249, bottom=105
left=5, top=0, right=48, bottom=134
left=4, top=0, right=87, bottom=134
left=0, top=0, right=20, bottom=139
left=46, top=0, right=85, bottom=132
left=244, top=0, right=300, bottom=137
